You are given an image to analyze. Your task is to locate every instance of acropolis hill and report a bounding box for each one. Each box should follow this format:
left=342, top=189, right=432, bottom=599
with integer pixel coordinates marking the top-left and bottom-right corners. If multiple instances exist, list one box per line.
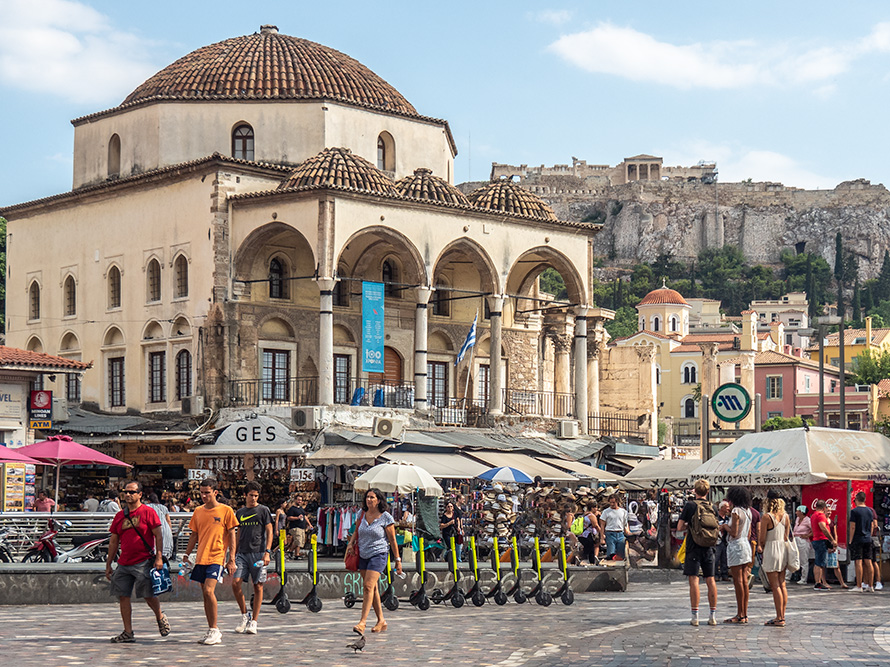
left=461, top=156, right=890, bottom=277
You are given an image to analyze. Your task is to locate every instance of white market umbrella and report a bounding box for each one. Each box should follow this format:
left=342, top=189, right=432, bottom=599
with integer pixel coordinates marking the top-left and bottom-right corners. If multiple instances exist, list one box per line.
left=478, top=466, right=534, bottom=484
left=354, top=460, right=443, bottom=497
left=690, top=427, right=890, bottom=486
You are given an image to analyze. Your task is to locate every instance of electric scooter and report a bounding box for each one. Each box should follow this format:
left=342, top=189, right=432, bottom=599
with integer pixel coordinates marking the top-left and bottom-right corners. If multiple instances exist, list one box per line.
left=553, top=537, right=574, bottom=605
left=527, top=537, right=553, bottom=606
left=431, top=536, right=465, bottom=607
left=463, top=535, right=486, bottom=607
left=484, top=536, right=509, bottom=605
left=505, top=536, right=527, bottom=604
left=408, top=536, right=431, bottom=610
left=297, top=533, right=322, bottom=612
left=343, top=552, right=399, bottom=611
left=264, top=528, right=291, bottom=613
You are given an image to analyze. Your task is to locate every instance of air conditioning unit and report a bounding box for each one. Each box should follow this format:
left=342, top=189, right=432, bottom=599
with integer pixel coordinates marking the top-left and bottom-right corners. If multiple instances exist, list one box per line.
left=372, top=417, right=405, bottom=440
left=557, top=420, right=579, bottom=439
left=292, top=406, right=324, bottom=431
left=51, top=398, right=69, bottom=423
left=181, top=395, right=205, bottom=416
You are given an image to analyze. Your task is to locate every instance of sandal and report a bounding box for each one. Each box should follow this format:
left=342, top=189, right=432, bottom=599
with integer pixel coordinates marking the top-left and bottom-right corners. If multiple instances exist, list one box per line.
left=764, top=618, right=785, bottom=626
left=157, top=613, right=171, bottom=637
left=723, top=615, right=744, bottom=624
left=372, top=620, right=387, bottom=633
left=353, top=623, right=366, bottom=635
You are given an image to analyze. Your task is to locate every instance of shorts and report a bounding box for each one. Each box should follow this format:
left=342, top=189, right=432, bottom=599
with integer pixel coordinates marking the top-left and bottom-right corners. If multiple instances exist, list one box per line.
left=358, top=552, right=388, bottom=573
left=826, top=550, right=838, bottom=568
left=683, top=542, right=716, bottom=578
left=190, top=563, right=225, bottom=584
left=234, top=552, right=266, bottom=583
left=290, top=527, right=306, bottom=548
left=110, top=559, right=154, bottom=599
left=812, top=539, right=829, bottom=568
left=850, top=542, right=874, bottom=561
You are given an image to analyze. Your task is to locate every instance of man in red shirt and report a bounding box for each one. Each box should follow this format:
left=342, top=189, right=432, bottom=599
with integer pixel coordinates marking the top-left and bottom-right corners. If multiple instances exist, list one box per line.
left=810, top=499, right=835, bottom=591
left=105, top=480, right=169, bottom=643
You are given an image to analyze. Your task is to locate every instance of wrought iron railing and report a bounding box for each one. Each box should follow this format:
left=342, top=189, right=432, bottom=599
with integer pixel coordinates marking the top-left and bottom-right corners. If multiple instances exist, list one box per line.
left=334, top=377, right=415, bottom=409
left=221, top=377, right=319, bottom=407
left=503, top=388, right=574, bottom=418
left=589, top=412, right=646, bottom=438
left=431, top=397, right=489, bottom=426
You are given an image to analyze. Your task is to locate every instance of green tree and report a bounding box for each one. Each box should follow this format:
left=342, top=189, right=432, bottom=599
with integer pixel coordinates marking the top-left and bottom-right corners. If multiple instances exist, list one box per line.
left=604, top=306, right=639, bottom=339
left=852, top=276, right=862, bottom=326
left=538, top=268, right=567, bottom=301
left=835, top=232, right=845, bottom=319
left=877, top=250, right=890, bottom=302
left=762, top=416, right=814, bottom=431
left=850, top=348, right=890, bottom=385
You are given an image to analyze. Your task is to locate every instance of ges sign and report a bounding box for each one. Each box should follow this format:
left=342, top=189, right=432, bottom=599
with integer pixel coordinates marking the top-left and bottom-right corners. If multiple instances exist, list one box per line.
left=215, top=415, right=303, bottom=448
left=236, top=425, right=277, bottom=442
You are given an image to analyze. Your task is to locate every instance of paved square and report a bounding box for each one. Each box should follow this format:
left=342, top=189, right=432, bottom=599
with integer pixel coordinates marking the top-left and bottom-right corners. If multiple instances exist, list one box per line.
left=2, top=581, right=889, bottom=666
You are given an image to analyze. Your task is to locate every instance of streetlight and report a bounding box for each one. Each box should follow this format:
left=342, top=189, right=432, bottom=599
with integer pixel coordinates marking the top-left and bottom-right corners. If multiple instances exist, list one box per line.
left=815, top=315, right=841, bottom=427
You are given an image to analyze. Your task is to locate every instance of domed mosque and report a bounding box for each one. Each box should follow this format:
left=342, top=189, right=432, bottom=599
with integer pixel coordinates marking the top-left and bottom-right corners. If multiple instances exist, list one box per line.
left=1, top=26, right=630, bottom=453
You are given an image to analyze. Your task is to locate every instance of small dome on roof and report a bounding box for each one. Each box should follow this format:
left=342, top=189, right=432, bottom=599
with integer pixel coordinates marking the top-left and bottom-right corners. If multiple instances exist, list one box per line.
left=467, top=180, right=557, bottom=221
left=280, top=147, right=396, bottom=195
left=394, top=168, right=469, bottom=206
left=638, top=283, right=689, bottom=307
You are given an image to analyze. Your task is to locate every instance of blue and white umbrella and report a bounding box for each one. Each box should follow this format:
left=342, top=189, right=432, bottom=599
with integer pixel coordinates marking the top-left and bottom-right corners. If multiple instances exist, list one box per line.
left=477, top=466, right=534, bottom=484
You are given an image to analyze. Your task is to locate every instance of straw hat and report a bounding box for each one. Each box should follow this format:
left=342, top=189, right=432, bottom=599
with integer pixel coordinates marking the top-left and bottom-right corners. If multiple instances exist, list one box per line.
left=492, top=483, right=504, bottom=492
left=483, top=511, right=495, bottom=522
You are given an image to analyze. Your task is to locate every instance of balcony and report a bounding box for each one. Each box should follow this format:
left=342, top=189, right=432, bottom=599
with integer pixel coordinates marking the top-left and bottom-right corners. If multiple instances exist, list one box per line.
left=503, top=389, right=574, bottom=418
left=589, top=412, right=646, bottom=439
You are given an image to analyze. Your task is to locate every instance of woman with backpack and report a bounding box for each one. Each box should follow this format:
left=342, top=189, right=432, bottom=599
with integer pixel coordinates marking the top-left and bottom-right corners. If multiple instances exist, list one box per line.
left=723, top=486, right=752, bottom=624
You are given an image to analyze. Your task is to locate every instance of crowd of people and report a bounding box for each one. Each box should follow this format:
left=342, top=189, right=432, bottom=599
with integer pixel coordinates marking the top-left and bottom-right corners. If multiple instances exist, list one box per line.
left=681, top=479, right=883, bottom=629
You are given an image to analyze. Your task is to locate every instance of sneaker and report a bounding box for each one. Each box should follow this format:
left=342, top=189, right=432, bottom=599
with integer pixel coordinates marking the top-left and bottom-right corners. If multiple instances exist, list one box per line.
left=708, top=615, right=717, bottom=626
left=795, top=579, right=809, bottom=585
left=876, top=582, right=884, bottom=591
left=157, top=613, right=171, bottom=637
left=814, top=583, right=830, bottom=590
left=199, top=627, right=223, bottom=645
left=245, top=620, right=258, bottom=635
left=690, top=617, right=699, bottom=627
left=235, top=612, right=252, bottom=634
left=110, top=630, right=135, bottom=643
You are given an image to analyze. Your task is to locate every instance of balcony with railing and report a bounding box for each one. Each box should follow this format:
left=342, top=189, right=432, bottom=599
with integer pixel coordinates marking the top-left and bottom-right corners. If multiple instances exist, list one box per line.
left=503, top=388, right=574, bottom=419
left=588, top=412, right=646, bottom=439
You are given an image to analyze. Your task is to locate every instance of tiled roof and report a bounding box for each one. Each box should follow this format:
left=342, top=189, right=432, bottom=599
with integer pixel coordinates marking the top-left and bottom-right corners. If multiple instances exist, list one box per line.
left=122, top=27, right=417, bottom=116
left=681, top=333, right=740, bottom=343
left=467, top=180, right=558, bottom=222
left=638, top=287, right=689, bottom=307
left=0, top=347, right=91, bottom=371
left=878, top=379, right=890, bottom=397
left=673, top=342, right=736, bottom=353
left=609, top=330, right=674, bottom=343
left=817, top=328, right=890, bottom=348
left=279, top=147, right=397, bottom=195
left=395, top=168, right=469, bottom=206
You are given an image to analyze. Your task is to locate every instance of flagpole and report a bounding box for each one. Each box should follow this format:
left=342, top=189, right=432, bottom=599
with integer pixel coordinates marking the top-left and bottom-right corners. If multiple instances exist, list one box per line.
left=461, top=310, right=479, bottom=410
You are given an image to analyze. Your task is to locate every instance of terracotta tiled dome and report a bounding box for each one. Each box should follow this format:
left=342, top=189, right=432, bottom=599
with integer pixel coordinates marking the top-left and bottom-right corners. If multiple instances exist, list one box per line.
left=395, top=168, right=469, bottom=206
left=122, top=26, right=417, bottom=116
left=280, top=147, right=396, bottom=195
left=638, top=286, right=689, bottom=306
left=467, top=180, right=557, bottom=221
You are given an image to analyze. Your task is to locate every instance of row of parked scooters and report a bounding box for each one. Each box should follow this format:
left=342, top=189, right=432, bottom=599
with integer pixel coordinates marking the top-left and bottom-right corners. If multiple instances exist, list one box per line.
left=1, top=517, right=110, bottom=563
left=344, top=535, right=575, bottom=612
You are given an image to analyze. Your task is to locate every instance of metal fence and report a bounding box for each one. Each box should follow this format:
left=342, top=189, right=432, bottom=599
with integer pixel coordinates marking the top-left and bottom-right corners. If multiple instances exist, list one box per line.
left=589, top=412, right=646, bottom=438
left=503, top=389, right=574, bottom=418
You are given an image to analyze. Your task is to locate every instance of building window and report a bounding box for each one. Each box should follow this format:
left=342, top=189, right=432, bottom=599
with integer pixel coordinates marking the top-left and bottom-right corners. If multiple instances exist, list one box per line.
left=382, top=260, right=399, bottom=297
left=108, top=134, right=121, bottom=178
left=334, top=354, right=351, bottom=404
left=146, top=259, right=161, bottom=302
left=656, top=366, right=661, bottom=385
left=767, top=411, right=783, bottom=419
left=175, top=350, right=192, bottom=400
left=148, top=351, right=166, bottom=403
left=805, top=375, right=811, bottom=392
left=652, top=316, right=660, bottom=332
left=261, top=349, right=290, bottom=402
left=639, top=318, right=645, bottom=331
left=433, top=281, right=450, bottom=316
left=333, top=270, right=349, bottom=307
left=477, top=364, right=490, bottom=408
left=830, top=380, right=838, bottom=393
left=269, top=258, right=287, bottom=299
left=376, top=132, right=394, bottom=172
left=669, top=316, right=678, bottom=332
left=232, top=124, right=254, bottom=161
left=109, top=357, right=125, bottom=407
left=684, top=398, right=696, bottom=418
left=108, top=266, right=121, bottom=309
left=427, top=361, right=448, bottom=408
left=767, top=375, right=783, bottom=400
left=377, top=136, right=386, bottom=170
left=63, top=276, right=76, bottom=317
left=785, top=334, right=793, bottom=346
left=683, top=364, right=697, bottom=384
left=174, top=255, right=189, bottom=298
left=29, top=282, right=40, bottom=320
left=66, top=373, right=81, bottom=403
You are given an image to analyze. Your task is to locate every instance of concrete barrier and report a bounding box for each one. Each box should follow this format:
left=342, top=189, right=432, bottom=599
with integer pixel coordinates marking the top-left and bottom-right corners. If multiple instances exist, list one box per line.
left=0, top=561, right=627, bottom=605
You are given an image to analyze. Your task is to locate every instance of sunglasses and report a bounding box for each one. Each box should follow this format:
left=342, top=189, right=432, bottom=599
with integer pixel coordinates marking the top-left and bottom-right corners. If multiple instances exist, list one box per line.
left=121, top=489, right=140, bottom=495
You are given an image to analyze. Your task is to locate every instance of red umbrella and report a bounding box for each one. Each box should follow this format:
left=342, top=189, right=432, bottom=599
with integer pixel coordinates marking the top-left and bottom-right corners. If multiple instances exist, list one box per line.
left=0, top=444, right=41, bottom=465
left=17, top=435, right=132, bottom=504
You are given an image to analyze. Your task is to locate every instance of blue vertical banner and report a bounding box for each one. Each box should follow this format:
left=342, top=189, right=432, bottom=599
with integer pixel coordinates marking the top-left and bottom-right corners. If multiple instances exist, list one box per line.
left=362, top=281, right=385, bottom=373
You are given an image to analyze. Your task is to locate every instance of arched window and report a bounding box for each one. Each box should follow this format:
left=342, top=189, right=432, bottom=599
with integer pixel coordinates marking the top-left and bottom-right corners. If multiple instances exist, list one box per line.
left=670, top=315, right=678, bottom=332
left=376, top=132, right=394, bottom=172
left=63, top=276, right=76, bottom=317
left=382, top=259, right=399, bottom=298
left=652, top=316, right=660, bottom=332
left=655, top=366, right=661, bottom=385
left=333, top=268, right=350, bottom=307
left=174, top=255, right=189, bottom=298
left=232, top=124, right=254, bottom=161
left=639, top=317, right=645, bottom=331
left=269, top=257, right=287, bottom=299
left=433, top=281, right=450, bottom=316
left=146, top=259, right=161, bottom=302
left=176, top=349, right=192, bottom=400
left=684, top=398, right=696, bottom=418
left=108, top=266, right=121, bottom=309
left=108, top=134, right=121, bottom=178
left=683, top=363, right=698, bottom=384
left=29, top=282, right=40, bottom=320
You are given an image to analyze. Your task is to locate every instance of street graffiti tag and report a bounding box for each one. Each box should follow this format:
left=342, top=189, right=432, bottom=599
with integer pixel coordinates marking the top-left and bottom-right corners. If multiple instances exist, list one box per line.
left=728, top=446, right=780, bottom=473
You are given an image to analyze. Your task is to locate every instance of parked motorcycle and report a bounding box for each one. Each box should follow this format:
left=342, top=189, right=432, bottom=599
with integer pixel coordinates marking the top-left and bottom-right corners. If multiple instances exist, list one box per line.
left=0, top=527, right=20, bottom=563
left=21, top=518, right=111, bottom=563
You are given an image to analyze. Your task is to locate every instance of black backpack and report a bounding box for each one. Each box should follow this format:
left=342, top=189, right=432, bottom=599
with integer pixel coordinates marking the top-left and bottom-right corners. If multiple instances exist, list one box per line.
left=689, top=499, right=720, bottom=547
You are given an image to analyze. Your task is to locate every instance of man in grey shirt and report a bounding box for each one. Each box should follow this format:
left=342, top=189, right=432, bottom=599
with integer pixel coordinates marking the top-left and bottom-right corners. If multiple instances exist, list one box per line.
left=232, top=481, right=273, bottom=635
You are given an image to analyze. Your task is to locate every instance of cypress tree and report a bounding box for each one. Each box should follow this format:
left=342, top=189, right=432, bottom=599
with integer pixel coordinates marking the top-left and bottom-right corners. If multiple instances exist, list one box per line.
left=835, top=232, right=845, bottom=319
left=805, top=253, right=815, bottom=318
left=878, top=250, right=890, bottom=301
left=852, top=276, right=862, bottom=326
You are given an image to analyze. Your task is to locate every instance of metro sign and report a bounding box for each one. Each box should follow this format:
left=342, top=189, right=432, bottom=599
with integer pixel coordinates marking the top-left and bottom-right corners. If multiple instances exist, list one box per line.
left=711, top=383, right=752, bottom=423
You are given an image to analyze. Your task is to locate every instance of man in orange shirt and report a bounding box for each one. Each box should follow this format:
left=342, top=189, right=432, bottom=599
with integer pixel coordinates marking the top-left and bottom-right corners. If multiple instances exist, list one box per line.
left=182, top=478, right=238, bottom=645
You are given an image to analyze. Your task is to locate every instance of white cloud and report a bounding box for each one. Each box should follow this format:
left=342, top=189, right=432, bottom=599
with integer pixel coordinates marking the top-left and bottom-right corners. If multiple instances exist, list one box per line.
left=528, top=10, right=573, bottom=26
left=0, top=0, right=159, bottom=105
left=664, top=141, right=839, bottom=190
left=548, top=22, right=890, bottom=90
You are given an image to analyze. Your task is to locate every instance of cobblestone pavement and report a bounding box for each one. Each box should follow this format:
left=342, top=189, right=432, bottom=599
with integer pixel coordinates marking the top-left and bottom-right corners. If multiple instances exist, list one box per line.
left=2, top=581, right=890, bottom=666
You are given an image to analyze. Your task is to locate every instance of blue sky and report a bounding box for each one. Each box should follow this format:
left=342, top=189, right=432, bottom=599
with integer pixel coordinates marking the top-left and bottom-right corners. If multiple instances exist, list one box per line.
left=3, top=1, right=890, bottom=204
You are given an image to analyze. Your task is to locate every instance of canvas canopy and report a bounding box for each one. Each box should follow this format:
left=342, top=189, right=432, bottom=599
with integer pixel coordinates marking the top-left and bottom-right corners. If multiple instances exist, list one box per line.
left=689, top=427, right=890, bottom=486
left=619, top=458, right=702, bottom=490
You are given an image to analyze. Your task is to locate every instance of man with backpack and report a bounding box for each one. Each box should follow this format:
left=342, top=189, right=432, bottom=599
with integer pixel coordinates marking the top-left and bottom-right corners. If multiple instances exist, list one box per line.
left=677, top=479, right=719, bottom=627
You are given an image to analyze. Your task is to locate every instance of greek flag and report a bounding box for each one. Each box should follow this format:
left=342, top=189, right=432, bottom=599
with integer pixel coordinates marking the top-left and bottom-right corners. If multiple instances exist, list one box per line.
left=455, top=313, right=477, bottom=365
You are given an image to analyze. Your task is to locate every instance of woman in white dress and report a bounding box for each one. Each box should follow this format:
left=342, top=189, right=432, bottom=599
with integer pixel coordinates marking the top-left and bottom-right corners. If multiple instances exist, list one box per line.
left=759, top=496, right=791, bottom=626
left=723, top=486, right=753, bottom=624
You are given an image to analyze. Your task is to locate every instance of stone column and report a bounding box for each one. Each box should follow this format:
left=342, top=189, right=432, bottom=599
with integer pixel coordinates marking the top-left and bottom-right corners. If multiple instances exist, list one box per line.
left=587, top=340, right=602, bottom=436
left=414, top=286, right=432, bottom=414
left=317, top=278, right=336, bottom=406
left=487, top=295, right=505, bottom=416
left=574, top=307, right=589, bottom=433
left=739, top=352, right=756, bottom=430
left=552, top=334, right=572, bottom=416
left=699, top=341, right=720, bottom=431
left=634, top=343, right=658, bottom=447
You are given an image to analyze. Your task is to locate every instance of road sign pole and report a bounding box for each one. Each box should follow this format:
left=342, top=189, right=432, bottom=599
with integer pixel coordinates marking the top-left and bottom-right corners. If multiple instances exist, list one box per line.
left=702, top=395, right=710, bottom=462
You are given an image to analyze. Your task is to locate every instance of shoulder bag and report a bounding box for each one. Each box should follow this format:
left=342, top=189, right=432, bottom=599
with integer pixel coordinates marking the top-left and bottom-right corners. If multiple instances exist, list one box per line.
left=344, top=511, right=363, bottom=572
left=122, top=505, right=172, bottom=596
left=784, top=515, right=801, bottom=572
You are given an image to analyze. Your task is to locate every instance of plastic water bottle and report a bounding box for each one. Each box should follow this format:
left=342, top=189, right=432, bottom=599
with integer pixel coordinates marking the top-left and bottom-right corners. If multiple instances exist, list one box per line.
left=253, top=560, right=268, bottom=583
